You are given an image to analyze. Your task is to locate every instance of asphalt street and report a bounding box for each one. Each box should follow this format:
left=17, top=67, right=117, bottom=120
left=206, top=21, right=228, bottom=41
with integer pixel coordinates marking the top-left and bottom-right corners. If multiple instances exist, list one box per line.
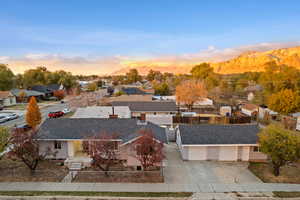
left=0, top=102, right=68, bottom=128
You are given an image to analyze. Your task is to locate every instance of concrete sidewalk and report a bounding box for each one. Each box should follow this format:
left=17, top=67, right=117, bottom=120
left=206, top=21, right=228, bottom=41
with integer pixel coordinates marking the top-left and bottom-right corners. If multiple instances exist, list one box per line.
left=0, top=182, right=300, bottom=193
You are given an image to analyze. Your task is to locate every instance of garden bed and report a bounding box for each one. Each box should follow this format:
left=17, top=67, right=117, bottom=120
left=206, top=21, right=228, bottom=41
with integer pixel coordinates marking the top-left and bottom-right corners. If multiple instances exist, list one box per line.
left=0, top=157, right=68, bottom=182
left=248, top=162, right=300, bottom=183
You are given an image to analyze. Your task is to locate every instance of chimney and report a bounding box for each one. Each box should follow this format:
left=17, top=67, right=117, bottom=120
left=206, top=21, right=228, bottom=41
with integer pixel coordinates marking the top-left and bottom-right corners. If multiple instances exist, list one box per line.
left=140, top=113, right=146, bottom=121
left=109, top=106, right=118, bottom=119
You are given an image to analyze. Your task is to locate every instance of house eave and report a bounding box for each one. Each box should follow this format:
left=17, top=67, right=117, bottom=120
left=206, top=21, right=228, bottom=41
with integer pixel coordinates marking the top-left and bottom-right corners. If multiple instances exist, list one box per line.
left=181, top=144, right=258, bottom=147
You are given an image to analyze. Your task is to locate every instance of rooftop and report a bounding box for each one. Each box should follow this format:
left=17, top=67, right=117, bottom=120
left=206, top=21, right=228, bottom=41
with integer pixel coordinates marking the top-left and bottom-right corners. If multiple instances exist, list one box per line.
left=178, top=124, right=259, bottom=145
left=38, top=118, right=167, bottom=144
left=111, top=101, right=177, bottom=112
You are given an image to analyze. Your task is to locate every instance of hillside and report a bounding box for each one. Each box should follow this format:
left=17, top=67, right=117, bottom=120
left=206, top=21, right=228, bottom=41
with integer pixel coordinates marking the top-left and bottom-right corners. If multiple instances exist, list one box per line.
left=113, top=46, right=300, bottom=75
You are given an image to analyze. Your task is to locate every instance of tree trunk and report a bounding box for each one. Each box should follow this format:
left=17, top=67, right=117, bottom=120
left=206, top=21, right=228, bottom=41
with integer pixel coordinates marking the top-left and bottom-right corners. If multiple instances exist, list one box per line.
left=273, top=165, right=280, bottom=176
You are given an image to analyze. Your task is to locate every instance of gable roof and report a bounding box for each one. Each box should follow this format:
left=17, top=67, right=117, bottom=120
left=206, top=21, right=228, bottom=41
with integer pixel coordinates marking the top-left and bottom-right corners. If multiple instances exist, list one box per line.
left=121, top=87, right=147, bottom=95
left=47, top=84, right=62, bottom=91
left=111, top=101, right=177, bottom=112
left=37, top=118, right=167, bottom=144
left=241, top=103, right=258, bottom=111
left=72, top=106, right=131, bottom=118
left=178, top=124, right=259, bottom=145
left=31, top=85, right=53, bottom=94
left=0, top=91, right=14, bottom=99
left=11, top=89, right=45, bottom=97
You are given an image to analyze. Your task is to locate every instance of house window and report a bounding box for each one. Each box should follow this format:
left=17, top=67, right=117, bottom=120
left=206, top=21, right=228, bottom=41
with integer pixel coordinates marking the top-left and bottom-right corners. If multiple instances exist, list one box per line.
left=54, top=141, right=62, bottom=149
left=253, top=146, right=260, bottom=152
left=137, top=166, right=142, bottom=171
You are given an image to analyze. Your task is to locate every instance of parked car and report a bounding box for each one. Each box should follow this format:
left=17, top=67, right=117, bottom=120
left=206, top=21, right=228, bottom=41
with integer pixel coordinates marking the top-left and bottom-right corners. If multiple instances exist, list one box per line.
left=0, top=116, right=7, bottom=123
left=62, top=108, right=71, bottom=114
left=6, top=113, right=19, bottom=121
left=48, top=111, right=64, bottom=118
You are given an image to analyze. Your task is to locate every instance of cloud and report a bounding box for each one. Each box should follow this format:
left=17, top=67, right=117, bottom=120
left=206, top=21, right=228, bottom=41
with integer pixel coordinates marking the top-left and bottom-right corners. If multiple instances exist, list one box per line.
left=2, top=41, right=300, bottom=75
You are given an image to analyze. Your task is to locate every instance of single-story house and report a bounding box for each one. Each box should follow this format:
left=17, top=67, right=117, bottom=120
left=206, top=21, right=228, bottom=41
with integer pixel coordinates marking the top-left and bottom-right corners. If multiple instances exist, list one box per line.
left=11, top=89, right=45, bottom=102
left=30, top=85, right=54, bottom=97
left=291, top=112, right=300, bottom=131
left=241, top=103, right=258, bottom=117
left=47, top=84, right=64, bottom=91
left=111, top=101, right=177, bottom=119
left=258, top=105, right=278, bottom=120
left=176, top=124, right=267, bottom=161
left=220, top=106, right=232, bottom=117
left=0, top=91, right=16, bottom=107
left=37, top=118, right=167, bottom=169
left=72, top=106, right=131, bottom=118
left=244, top=84, right=262, bottom=101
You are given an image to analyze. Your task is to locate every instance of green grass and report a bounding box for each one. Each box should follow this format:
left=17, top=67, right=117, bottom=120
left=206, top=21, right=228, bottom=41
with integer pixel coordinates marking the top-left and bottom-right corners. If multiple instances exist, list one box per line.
left=273, top=192, right=300, bottom=198
left=0, top=191, right=192, bottom=197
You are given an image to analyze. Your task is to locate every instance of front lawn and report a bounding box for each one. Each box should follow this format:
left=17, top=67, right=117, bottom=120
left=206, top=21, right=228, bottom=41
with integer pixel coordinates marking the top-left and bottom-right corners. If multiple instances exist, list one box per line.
left=73, top=170, right=164, bottom=183
left=0, top=157, right=68, bottom=182
left=249, top=162, right=300, bottom=183
left=273, top=192, right=300, bottom=198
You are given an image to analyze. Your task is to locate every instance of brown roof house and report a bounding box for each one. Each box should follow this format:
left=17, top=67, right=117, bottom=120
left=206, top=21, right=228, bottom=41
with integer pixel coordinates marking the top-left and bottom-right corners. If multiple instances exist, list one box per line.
left=0, top=91, right=16, bottom=107
left=241, top=104, right=259, bottom=117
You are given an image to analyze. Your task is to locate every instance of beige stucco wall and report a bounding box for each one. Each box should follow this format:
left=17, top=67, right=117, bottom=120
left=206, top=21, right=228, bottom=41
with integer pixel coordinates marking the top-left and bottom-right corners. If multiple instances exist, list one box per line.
left=2, top=97, right=16, bottom=107
left=249, top=146, right=268, bottom=161
left=39, top=140, right=68, bottom=159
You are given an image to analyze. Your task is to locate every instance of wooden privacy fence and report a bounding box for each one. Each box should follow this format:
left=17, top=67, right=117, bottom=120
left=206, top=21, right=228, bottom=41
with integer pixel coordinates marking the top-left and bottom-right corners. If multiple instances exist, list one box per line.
left=173, top=115, right=251, bottom=124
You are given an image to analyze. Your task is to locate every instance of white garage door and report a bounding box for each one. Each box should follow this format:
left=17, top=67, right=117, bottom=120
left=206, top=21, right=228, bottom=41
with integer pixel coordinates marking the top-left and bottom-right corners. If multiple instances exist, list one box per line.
left=206, top=146, right=220, bottom=160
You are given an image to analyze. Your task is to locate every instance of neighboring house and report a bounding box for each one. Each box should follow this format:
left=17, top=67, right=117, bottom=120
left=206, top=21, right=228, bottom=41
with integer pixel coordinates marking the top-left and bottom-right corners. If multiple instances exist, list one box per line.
left=247, top=92, right=255, bottom=101
left=291, top=112, right=300, bottom=131
left=114, top=86, right=148, bottom=95
left=111, top=101, right=177, bottom=117
left=176, top=124, right=267, bottom=161
left=31, top=85, right=53, bottom=98
left=193, top=98, right=214, bottom=106
left=220, top=106, right=232, bottom=117
left=47, top=84, right=64, bottom=91
left=0, top=91, right=16, bottom=107
left=72, top=106, right=131, bottom=118
left=11, top=89, right=45, bottom=102
left=241, top=103, right=258, bottom=117
left=244, top=84, right=262, bottom=102
left=37, top=118, right=167, bottom=169
left=152, top=95, right=176, bottom=101
left=258, top=105, right=278, bottom=120
left=145, top=114, right=173, bottom=127
left=111, top=101, right=177, bottom=127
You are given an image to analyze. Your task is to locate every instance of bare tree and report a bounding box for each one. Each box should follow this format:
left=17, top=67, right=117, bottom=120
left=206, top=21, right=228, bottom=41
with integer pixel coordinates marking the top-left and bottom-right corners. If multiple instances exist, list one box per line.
left=8, top=129, right=52, bottom=173
left=134, top=129, right=165, bottom=170
left=82, top=132, right=120, bottom=176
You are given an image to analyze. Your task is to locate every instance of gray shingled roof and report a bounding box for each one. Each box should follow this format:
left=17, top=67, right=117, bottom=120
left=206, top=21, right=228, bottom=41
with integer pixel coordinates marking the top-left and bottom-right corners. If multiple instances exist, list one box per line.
left=111, top=101, right=177, bottom=112
left=38, top=118, right=167, bottom=143
left=178, top=124, right=259, bottom=145
left=11, top=89, right=45, bottom=97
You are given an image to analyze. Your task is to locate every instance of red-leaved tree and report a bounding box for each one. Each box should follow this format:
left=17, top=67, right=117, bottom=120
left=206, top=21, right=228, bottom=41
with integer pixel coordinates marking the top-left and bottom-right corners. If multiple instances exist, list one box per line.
left=134, top=129, right=165, bottom=170
left=8, top=129, right=51, bottom=173
left=53, top=90, right=65, bottom=100
left=82, top=132, right=120, bottom=176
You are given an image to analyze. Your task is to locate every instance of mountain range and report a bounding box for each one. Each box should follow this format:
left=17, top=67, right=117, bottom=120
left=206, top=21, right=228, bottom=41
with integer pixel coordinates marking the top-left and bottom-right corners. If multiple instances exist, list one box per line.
left=113, top=46, right=300, bottom=75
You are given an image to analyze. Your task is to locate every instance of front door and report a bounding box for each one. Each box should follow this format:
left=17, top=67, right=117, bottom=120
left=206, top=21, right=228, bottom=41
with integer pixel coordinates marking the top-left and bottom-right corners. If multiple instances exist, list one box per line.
left=73, top=141, right=86, bottom=157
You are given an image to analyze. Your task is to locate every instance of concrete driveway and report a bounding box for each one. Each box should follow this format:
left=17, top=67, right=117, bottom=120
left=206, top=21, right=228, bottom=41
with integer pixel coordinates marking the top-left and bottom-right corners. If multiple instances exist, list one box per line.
left=164, top=143, right=262, bottom=184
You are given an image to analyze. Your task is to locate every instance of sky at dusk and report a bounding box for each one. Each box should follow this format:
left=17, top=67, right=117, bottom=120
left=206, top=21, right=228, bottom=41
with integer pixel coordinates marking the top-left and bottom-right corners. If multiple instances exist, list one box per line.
left=1, top=0, right=300, bottom=74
